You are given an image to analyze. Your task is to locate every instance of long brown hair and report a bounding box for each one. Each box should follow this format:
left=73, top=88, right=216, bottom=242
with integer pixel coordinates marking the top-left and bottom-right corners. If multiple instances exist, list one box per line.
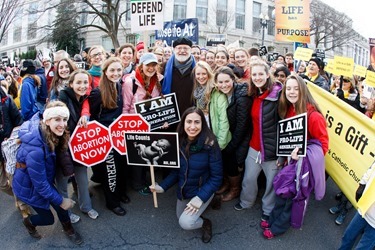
left=100, top=57, right=122, bottom=109
left=136, top=63, right=162, bottom=100
left=41, top=101, right=70, bottom=152
left=49, top=58, right=77, bottom=97
left=278, top=74, right=322, bottom=119
left=248, top=59, right=274, bottom=96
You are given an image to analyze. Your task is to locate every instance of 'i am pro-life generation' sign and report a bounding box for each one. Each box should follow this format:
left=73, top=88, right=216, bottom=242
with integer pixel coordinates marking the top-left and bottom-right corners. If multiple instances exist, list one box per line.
left=131, top=0, right=164, bottom=33
left=277, top=113, right=307, bottom=157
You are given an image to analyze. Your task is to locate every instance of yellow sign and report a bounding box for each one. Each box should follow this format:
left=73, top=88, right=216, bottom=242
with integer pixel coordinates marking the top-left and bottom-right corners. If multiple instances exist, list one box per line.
left=325, top=59, right=336, bottom=74
left=333, top=56, right=354, bottom=77
left=353, top=64, right=367, bottom=78
left=275, top=0, right=310, bottom=43
left=294, top=47, right=313, bottom=61
left=366, top=70, right=375, bottom=87
left=307, top=82, right=375, bottom=207
left=357, top=163, right=375, bottom=215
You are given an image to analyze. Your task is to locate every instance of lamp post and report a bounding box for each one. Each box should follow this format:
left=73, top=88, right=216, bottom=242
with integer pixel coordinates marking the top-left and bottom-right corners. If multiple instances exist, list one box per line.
left=259, top=13, right=269, bottom=46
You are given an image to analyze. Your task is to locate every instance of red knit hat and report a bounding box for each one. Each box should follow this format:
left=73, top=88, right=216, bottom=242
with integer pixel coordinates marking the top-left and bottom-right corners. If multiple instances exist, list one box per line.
left=136, top=42, right=145, bottom=51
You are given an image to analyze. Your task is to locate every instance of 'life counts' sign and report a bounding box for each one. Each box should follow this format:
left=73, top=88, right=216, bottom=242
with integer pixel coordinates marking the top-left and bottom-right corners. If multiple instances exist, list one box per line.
left=131, top=0, right=164, bottom=33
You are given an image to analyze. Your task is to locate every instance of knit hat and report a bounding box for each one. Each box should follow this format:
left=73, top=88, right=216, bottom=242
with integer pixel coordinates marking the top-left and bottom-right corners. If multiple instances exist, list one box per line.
left=139, top=53, right=158, bottom=65
left=308, top=57, right=323, bottom=70
left=20, top=59, right=36, bottom=77
left=83, top=47, right=91, bottom=54
left=136, top=42, right=145, bottom=51
left=173, top=37, right=193, bottom=48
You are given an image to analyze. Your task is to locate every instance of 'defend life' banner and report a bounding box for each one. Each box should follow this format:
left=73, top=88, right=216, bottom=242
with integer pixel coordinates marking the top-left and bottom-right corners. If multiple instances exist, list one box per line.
left=155, top=18, right=198, bottom=46
left=307, top=82, right=375, bottom=210
left=275, top=0, right=310, bottom=43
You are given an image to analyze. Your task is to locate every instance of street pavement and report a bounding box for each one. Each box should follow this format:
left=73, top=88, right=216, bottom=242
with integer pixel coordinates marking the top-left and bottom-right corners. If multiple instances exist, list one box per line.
left=0, top=170, right=350, bottom=250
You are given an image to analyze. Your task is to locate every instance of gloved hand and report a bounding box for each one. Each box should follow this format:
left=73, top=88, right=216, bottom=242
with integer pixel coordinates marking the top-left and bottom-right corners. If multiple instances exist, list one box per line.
left=184, top=196, right=203, bottom=215
left=336, top=89, right=345, bottom=100
left=149, top=183, right=164, bottom=193
left=355, top=184, right=366, bottom=202
left=60, top=198, right=76, bottom=210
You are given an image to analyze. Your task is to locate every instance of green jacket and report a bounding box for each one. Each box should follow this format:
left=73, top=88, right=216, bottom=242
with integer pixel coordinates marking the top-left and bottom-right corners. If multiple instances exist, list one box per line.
left=209, top=89, right=232, bottom=149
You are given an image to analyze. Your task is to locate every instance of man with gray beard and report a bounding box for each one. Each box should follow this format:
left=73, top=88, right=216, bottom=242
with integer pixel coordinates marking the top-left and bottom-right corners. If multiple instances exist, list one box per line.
left=162, top=37, right=196, bottom=131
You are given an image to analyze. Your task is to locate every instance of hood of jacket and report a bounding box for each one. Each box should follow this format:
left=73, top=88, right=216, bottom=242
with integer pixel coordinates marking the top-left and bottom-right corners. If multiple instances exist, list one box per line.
left=18, top=113, right=44, bottom=148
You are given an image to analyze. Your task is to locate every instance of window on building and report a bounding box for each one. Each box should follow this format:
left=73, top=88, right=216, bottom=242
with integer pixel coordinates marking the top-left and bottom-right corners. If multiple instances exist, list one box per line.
left=126, top=0, right=131, bottom=21
left=126, top=34, right=136, bottom=45
left=236, top=0, right=245, bottom=29
left=13, top=26, right=22, bottom=43
left=267, top=6, right=274, bottom=35
left=196, top=0, right=208, bottom=24
left=27, top=3, right=38, bottom=40
left=173, top=0, right=187, bottom=20
left=216, top=0, right=228, bottom=26
left=252, top=1, right=261, bottom=33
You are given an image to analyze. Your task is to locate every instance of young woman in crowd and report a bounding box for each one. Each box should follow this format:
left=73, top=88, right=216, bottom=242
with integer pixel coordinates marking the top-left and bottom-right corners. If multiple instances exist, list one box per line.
left=215, top=66, right=251, bottom=202
left=12, top=101, right=83, bottom=245
left=49, top=58, right=77, bottom=100
left=214, top=50, right=229, bottom=70
left=150, top=107, right=223, bottom=243
left=191, top=61, right=231, bottom=150
left=163, top=46, right=173, bottom=62
left=123, top=53, right=163, bottom=195
left=205, top=50, right=216, bottom=70
left=335, top=76, right=365, bottom=113
left=58, top=69, right=99, bottom=220
left=89, top=57, right=128, bottom=216
left=234, top=48, right=250, bottom=83
left=273, top=66, right=291, bottom=85
left=87, top=45, right=106, bottom=89
left=118, top=43, right=136, bottom=76
left=262, top=74, right=328, bottom=239
left=234, top=60, right=282, bottom=224
left=3, top=72, right=18, bottom=102
left=19, top=59, right=40, bottom=121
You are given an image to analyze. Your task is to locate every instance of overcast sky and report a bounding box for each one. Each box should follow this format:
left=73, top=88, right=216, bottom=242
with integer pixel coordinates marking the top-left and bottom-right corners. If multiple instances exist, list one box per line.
left=320, top=0, right=374, bottom=39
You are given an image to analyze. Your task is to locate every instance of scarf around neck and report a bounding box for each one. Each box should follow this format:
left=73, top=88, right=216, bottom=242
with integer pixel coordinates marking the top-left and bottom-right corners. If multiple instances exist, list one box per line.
left=174, top=55, right=193, bottom=75
left=193, top=85, right=207, bottom=110
left=135, top=67, right=156, bottom=97
left=88, top=65, right=102, bottom=77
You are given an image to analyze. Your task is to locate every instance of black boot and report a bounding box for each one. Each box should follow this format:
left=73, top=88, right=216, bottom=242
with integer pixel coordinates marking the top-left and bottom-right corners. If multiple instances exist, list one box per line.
left=210, top=195, right=222, bottom=210
left=201, top=217, right=212, bottom=243
left=61, top=221, right=83, bottom=245
left=23, top=216, right=41, bottom=239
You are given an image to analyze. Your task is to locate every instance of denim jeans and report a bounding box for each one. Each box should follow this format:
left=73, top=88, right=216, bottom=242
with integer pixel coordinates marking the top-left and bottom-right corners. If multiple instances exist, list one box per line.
left=339, top=211, right=375, bottom=250
left=31, top=203, right=70, bottom=226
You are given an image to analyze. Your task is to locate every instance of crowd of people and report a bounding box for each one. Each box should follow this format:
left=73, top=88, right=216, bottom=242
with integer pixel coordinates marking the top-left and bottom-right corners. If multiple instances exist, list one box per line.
left=0, top=37, right=374, bottom=248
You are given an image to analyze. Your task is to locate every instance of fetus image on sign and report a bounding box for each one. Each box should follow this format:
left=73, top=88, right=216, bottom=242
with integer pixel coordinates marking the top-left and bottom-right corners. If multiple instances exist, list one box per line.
left=134, top=139, right=171, bottom=165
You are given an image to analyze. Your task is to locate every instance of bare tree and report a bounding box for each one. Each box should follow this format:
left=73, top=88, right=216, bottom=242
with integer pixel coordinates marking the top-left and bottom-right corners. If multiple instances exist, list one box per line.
left=76, top=0, right=130, bottom=48
left=310, top=0, right=359, bottom=52
left=0, top=0, right=23, bottom=44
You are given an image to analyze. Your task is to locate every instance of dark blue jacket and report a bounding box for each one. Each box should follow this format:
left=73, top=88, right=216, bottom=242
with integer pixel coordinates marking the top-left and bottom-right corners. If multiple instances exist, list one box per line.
left=20, top=76, right=39, bottom=121
left=35, top=68, right=47, bottom=112
left=13, top=114, right=63, bottom=209
left=160, top=134, right=223, bottom=203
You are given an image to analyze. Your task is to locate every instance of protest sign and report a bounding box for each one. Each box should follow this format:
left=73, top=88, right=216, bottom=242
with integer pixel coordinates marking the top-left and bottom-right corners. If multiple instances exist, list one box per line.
left=333, top=56, right=354, bottom=77
left=275, top=0, right=310, bottom=43
left=155, top=18, right=199, bottom=46
left=258, top=46, right=268, bottom=57
left=109, top=114, right=150, bottom=155
left=277, top=113, right=307, bottom=157
left=366, top=71, right=375, bottom=87
left=69, top=121, right=112, bottom=167
left=294, top=47, right=313, bottom=61
left=134, top=93, right=180, bottom=131
left=353, top=64, right=367, bottom=78
left=206, top=34, right=226, bottom=47
left=131, top=0, right=164, bottom=32
left=124, top=132, right=179, bottom=168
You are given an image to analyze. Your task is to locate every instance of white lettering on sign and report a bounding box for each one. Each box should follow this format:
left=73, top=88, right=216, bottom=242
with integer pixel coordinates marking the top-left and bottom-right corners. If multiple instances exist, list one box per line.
left=75, top=127, right=102, bottom=142
left=73, top=136, right=110, bottom=152
left=279, top=117, right=303, bottom=133
left=138, top=96, right=173, bottom=113
left=80, top=145, right=107, bottom=160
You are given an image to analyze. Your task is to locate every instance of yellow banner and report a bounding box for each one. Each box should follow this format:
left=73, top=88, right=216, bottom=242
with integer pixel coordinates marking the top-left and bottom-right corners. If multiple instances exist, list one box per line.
left=357, top=163, right=375, bottom=215
left=307, top=82, right=375, bottom=207
left=353, top=64, right=367, bottom=78
left=275, top=0, right=310, bottom=43
left=366, top=71, right=375, bottom=87
left=294, top=47, right=313, bottom=61
left=333, top=56, right=354, bottom=77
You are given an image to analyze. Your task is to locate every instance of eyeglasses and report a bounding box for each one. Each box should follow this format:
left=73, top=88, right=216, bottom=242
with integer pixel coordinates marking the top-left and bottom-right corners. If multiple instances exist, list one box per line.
left=90, top=52, right=103, bottom=58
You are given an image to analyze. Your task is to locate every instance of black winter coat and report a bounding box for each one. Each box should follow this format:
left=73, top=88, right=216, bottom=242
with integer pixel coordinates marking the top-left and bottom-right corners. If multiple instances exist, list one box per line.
left=0, top=88, right=23, bottom=144
left=224, top=83, right=252, bottom=164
